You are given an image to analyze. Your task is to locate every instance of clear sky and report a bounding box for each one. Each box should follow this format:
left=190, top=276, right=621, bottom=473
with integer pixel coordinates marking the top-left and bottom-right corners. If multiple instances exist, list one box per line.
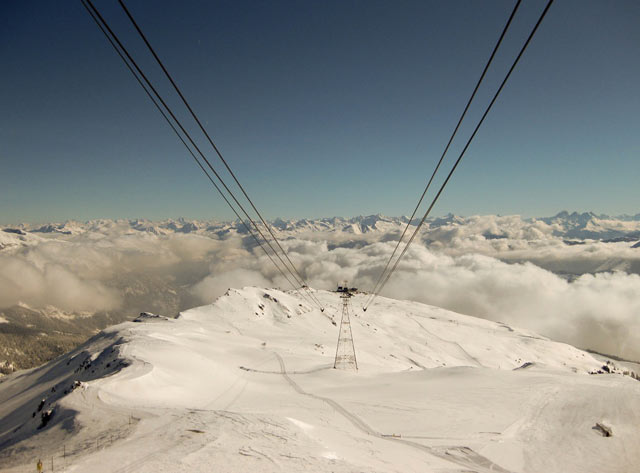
left=1, top=0, right=638, bottom=224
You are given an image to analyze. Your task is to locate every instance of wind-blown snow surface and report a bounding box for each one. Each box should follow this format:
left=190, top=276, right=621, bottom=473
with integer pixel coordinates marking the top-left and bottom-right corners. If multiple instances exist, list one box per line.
left=1, top=288, right=638, bottom=473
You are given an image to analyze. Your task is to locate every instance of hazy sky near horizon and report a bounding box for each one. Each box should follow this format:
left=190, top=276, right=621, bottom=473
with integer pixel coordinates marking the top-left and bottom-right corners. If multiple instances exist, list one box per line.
left=1, top=0, right=638, bottom=224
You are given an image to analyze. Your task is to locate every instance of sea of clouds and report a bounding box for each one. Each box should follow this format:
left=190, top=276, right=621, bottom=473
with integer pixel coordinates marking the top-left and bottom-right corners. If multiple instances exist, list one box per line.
left=2, top=214, right=640, bottom=359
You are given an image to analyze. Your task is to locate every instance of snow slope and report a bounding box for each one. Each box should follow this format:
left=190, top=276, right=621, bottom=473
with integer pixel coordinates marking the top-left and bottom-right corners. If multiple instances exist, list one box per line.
left=1, top=287, right=639, bottom=473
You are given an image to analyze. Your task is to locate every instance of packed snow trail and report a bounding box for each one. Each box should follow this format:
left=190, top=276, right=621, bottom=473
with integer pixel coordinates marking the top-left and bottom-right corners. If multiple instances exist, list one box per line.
left=271, top=351, right=514, bottom=473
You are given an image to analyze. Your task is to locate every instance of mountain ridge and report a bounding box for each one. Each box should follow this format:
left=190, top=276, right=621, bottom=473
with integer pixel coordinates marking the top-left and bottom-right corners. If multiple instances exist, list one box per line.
left=4, top=211, right=640, bottom=241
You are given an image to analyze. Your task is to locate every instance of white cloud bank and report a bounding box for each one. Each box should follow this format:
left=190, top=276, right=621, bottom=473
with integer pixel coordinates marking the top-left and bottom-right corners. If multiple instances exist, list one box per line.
left=1, top=214, right=640, bottom=359
left=0, top=253, right=120, bottom=313
left=182, top=233, right=640, bottom=359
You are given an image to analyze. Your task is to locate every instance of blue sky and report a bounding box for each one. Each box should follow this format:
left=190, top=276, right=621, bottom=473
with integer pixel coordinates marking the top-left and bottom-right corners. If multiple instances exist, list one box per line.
left=1, top=0, right=638, bottom=224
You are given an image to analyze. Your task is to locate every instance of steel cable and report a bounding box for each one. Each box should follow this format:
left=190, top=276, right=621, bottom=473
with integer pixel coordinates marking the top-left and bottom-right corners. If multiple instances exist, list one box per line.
left=117, top=0, right=324, bottom=311
left=365, top=0, right=554, bottom=310
left=82, top=0, right=321, bottom=309
left=365, top=0, right=522, bottom=309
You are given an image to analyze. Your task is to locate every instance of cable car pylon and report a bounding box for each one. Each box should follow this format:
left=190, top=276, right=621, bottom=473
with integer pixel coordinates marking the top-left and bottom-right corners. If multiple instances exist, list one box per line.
left=334, top=282, right=358, bottom=371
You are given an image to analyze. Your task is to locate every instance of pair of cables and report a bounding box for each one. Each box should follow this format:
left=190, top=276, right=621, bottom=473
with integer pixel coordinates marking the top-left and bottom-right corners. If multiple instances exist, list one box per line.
left=364, top=0, right=554, bottom=311
left=81, top=0, right=324, bottom=311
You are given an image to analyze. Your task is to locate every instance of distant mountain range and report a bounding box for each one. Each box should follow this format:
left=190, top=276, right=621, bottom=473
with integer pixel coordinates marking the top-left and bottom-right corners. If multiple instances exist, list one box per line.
left=3, top=211, right=640, bottom=242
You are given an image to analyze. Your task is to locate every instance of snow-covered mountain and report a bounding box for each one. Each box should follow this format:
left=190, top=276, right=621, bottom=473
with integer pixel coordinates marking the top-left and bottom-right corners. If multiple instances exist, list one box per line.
left=9, top=215, right=412, bottom=238
left=1, top=287, right=638, bottom=473
left=539, top=211, right=640, bottom=240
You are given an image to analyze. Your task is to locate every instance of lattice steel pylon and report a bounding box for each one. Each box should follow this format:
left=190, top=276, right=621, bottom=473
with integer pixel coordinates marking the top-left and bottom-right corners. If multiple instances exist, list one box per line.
left=333, top=290, right=358, bottom=370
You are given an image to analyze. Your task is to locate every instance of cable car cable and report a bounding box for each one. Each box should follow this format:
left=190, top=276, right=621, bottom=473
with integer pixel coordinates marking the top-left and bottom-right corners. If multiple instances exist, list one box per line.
left=82, top=0, right=321, bottom=309
left=117, top=0, right=324, bottom=311
left=365, top=0, right=522, bottom=309
left=365, top=0, right=554, bottom=310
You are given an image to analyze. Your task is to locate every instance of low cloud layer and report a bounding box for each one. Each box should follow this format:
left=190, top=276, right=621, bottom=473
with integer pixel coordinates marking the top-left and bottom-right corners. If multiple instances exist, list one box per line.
left=0, top=253, right=120, bottom=312
left=2, top=214, right=640, bottom=359
left=347, top=243, right=640, bottom=358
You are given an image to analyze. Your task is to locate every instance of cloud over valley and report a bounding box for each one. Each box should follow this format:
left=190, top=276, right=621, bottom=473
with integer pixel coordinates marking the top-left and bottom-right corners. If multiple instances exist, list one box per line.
left=2, top=212, right=640, bottom=360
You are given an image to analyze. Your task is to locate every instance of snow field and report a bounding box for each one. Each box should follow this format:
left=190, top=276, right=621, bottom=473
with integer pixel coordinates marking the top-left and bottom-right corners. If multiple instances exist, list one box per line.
left=1, top=286, right=639, bottom=472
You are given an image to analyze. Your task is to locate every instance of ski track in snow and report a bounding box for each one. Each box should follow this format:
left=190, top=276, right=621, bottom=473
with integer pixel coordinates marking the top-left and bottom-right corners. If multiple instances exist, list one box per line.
left=407, top=314, right=486, bottom=368
left=274, top=352, right=512, bottom=473
left=272, top=351, right=513, bottom=473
